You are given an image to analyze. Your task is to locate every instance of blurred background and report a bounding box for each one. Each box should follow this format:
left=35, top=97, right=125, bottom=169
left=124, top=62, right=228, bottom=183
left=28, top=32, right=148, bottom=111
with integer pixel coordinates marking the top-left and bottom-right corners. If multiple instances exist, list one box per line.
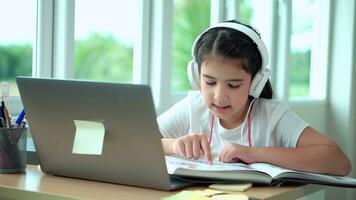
left=0, top=0, right=355, bottom=199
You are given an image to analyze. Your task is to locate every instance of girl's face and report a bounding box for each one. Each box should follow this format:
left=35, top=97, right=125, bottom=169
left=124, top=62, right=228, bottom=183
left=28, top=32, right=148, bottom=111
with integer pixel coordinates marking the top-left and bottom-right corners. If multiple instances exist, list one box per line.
left=200, top=55, right=252, bottom=129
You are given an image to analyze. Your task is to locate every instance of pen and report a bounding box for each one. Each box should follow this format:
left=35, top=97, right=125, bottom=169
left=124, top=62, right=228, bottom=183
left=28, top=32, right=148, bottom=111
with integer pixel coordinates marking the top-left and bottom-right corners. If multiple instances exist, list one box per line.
left=15, top=109, right=26, bottom=128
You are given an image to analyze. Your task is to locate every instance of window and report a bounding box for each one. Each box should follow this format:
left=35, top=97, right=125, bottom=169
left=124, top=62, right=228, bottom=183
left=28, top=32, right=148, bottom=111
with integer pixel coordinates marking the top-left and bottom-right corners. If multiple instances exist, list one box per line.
left=33, top=0, right=328, bottom=109
left=238, top=0, right=253, bottom=23
left=290, top=0, right=326, bottom=100
left=0, top=0, right=36, bottom=96
left=238, top=0, right=273, bottom=66
left=171, top=0, right=210, bottom=92
left=290, top=0, right=313, bottom=98
left=74, top=0, right=139, bottom=82
left=239, top=0, right=327, bottom=101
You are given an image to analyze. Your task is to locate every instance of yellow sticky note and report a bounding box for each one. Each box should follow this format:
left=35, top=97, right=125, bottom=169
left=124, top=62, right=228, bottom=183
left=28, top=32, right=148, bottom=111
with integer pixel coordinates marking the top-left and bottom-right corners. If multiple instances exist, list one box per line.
left=162, top=191, right=210, bottom=200
left=72, top=120, right=105, bottom=155
left=209, top=183, right=252, bottom=192
left=195, top=189, right=224, bottom=197
left=211, top=194, right=249, bottom=200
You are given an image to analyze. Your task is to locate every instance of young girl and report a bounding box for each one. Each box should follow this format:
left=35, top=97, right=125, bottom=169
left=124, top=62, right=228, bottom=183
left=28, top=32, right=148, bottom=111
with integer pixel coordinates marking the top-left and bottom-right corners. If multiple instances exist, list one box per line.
left=158, top=20, right=351, bottom=176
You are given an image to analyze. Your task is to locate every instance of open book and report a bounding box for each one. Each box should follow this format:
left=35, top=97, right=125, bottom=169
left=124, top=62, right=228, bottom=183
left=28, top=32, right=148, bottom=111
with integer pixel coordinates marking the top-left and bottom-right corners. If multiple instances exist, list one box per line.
left=166, top=156, right=356, bottom=188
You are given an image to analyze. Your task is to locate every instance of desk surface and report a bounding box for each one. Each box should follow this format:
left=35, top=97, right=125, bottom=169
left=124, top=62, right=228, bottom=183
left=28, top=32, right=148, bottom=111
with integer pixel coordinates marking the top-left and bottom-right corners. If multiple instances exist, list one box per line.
left=0, top=165, right=324, bottom=200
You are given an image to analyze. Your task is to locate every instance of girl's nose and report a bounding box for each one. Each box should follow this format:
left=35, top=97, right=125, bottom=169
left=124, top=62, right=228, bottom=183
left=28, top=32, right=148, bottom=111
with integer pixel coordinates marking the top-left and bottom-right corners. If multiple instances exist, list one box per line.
left=214, top=86, right=228, bottom=104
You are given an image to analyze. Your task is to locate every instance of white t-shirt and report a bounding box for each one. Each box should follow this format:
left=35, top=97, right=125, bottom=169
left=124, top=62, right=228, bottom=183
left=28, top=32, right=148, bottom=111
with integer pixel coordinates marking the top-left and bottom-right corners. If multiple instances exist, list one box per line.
left=157, top=91, right=309, bottom=160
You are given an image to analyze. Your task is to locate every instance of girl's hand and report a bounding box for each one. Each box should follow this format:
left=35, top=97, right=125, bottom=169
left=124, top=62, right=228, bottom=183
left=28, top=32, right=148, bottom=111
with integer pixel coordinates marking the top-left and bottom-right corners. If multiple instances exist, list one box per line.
left=219, top=143, right=256, bottom=164
left=173, top=133, right=212, bottom=164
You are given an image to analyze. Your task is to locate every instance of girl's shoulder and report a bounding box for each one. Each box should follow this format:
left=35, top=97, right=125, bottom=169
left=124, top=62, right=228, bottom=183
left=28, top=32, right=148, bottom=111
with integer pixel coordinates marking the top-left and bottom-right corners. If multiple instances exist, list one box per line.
left=187, top=90, right=202, bottom=98
left=254, top=98, right=291, bottom=115
left=186, top=90, right=210, bottom=116
left=187, top=90, right=206, bottom=107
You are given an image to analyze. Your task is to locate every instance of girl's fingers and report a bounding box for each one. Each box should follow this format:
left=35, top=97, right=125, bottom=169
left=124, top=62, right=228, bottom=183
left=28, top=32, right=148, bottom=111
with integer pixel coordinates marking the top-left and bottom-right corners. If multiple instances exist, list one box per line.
left=224, top=152, right=235, bottom=163
left=184, top=140, right=193, bottom=159
left=219, top=148, right=226, bottom=162
left=176, top=141, right=186, bottom=157
left=200, top=137, right=212, bottom=164
left=192, top=140, right=201, bottom=159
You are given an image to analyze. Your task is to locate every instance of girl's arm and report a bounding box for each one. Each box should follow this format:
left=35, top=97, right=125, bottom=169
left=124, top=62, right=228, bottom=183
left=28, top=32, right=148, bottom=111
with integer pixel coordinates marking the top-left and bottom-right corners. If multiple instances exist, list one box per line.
left=220, top=127, right=352, bottom=176
left=255, top=127, right=351, bottom=176
left=161, top=138, right=176, bottom=155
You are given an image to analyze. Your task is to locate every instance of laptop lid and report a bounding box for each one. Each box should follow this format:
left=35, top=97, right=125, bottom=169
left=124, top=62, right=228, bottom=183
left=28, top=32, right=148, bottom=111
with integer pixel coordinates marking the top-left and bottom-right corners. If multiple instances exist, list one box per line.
left=17, top=77, right=185, bottom=190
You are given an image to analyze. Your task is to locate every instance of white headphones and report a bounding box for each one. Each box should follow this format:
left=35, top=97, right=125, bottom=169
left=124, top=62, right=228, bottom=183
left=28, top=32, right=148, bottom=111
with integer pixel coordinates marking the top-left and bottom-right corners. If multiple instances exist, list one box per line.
left=187, top=22, right=271, bottom=98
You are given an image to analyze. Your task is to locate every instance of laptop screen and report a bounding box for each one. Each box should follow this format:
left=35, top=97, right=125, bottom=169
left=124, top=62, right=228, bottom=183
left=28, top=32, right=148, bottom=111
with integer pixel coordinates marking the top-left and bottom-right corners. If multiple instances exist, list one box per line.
left=17, top=77, right=177, bottom=190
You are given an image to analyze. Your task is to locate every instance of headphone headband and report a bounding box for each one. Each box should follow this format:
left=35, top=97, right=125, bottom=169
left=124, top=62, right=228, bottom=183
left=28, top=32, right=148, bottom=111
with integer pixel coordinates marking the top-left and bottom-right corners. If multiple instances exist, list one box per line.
left=187, top=22, right=270, bottom=98
left=191, top=22, right=269, bottom=69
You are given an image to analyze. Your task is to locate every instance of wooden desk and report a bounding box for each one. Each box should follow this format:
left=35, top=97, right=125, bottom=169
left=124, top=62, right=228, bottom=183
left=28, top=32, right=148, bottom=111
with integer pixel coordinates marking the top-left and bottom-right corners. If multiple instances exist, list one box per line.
left=0, top=165, right=324, bottom=200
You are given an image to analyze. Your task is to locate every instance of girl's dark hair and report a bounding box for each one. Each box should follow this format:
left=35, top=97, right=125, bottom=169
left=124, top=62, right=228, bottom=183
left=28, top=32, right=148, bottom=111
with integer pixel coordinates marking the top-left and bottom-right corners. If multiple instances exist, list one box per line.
left=194, top=20, right=273, bottom=99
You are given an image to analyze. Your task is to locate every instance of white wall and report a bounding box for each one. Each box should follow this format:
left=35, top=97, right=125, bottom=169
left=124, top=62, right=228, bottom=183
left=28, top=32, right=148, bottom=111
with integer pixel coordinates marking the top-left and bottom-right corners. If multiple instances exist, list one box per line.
left=326, top=0, right=356, bottom=199
left=290, top=101, right=327, bottom=133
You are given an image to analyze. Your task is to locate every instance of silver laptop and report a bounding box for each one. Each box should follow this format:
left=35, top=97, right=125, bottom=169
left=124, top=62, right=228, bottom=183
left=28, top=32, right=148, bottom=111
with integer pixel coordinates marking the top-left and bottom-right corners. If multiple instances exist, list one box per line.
left=17, top=77, right=190, bottom=190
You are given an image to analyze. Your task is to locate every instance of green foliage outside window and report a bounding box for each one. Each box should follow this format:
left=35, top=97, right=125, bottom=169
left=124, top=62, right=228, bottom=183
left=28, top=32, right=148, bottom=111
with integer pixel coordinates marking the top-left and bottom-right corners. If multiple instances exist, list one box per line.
left=172, top=0, right=210, bottom=92
left=0, top=45, right=32, bottom=96
left=238, top=0, right=253, bottom=24
left=0, top=1, right=311, bottom=98
left=0, top=45, right=32, bottom=79
left=290, top=50, right=311, bottom=97
left=171, top=0, right=253, bottom=92
left=75, top=33, right=133, bottom=82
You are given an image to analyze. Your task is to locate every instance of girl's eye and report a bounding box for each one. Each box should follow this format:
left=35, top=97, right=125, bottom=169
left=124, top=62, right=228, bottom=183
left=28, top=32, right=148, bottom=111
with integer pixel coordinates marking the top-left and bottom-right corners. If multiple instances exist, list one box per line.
left=228, top=84, right=241, bottom=89
left=205, top=81, right=216, bottom=86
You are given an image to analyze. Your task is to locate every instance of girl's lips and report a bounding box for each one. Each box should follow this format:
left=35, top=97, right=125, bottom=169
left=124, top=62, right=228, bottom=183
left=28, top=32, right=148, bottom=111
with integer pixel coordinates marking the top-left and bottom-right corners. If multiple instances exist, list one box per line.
left=213, top=104, right=231, bottom=113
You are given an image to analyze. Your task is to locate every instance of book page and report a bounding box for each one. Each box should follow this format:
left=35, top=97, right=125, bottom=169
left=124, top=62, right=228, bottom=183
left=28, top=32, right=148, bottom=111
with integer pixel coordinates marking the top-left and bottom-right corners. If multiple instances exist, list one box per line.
left=250, top=163, right=356, bottom=187
left=275, top=169, right=356, bottom=186
left=165, top=156, right=257, bottom=174
left=166, top=157, right=356, bottom=187
left=249, top=163, right=295, bottom=178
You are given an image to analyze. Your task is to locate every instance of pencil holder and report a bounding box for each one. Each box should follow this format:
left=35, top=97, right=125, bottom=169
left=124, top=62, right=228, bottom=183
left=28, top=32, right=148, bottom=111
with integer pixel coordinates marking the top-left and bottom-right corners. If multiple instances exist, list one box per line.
left=0, top=127, right=27, bottom=173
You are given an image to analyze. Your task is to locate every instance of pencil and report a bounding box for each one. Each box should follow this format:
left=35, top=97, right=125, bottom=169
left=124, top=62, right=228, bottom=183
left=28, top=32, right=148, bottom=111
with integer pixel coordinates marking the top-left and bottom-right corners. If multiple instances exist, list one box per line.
left=0, top=100, right=5, bottom=122
left=3, top=105, right=12, bottom=128
left=1, top=98, right=11, bottom=128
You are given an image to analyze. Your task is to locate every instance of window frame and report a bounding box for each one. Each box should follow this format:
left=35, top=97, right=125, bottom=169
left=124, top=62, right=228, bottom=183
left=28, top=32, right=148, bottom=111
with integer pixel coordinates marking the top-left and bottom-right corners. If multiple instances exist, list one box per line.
left=275, top=0, right=330, bottom=102
left=168, top=0, right=228, bottom=110
left=4, top=0, right=40, bottom=116
left=274, top=0, right=331, bottom=132
left=12, top=0, right=330, bottom=116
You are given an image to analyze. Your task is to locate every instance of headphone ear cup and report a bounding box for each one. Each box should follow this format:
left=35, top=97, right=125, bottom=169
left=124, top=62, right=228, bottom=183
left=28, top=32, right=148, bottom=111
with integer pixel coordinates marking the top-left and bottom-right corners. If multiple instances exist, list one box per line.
left=249, top=68, right=271, bottom=98
left=187, top=60, right=200, bottom=90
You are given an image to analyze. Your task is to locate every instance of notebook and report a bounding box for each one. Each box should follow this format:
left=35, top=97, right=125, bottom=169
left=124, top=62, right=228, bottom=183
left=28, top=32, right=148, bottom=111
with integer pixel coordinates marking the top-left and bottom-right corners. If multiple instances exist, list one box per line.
left=16, top=77, right=190, bottom=190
